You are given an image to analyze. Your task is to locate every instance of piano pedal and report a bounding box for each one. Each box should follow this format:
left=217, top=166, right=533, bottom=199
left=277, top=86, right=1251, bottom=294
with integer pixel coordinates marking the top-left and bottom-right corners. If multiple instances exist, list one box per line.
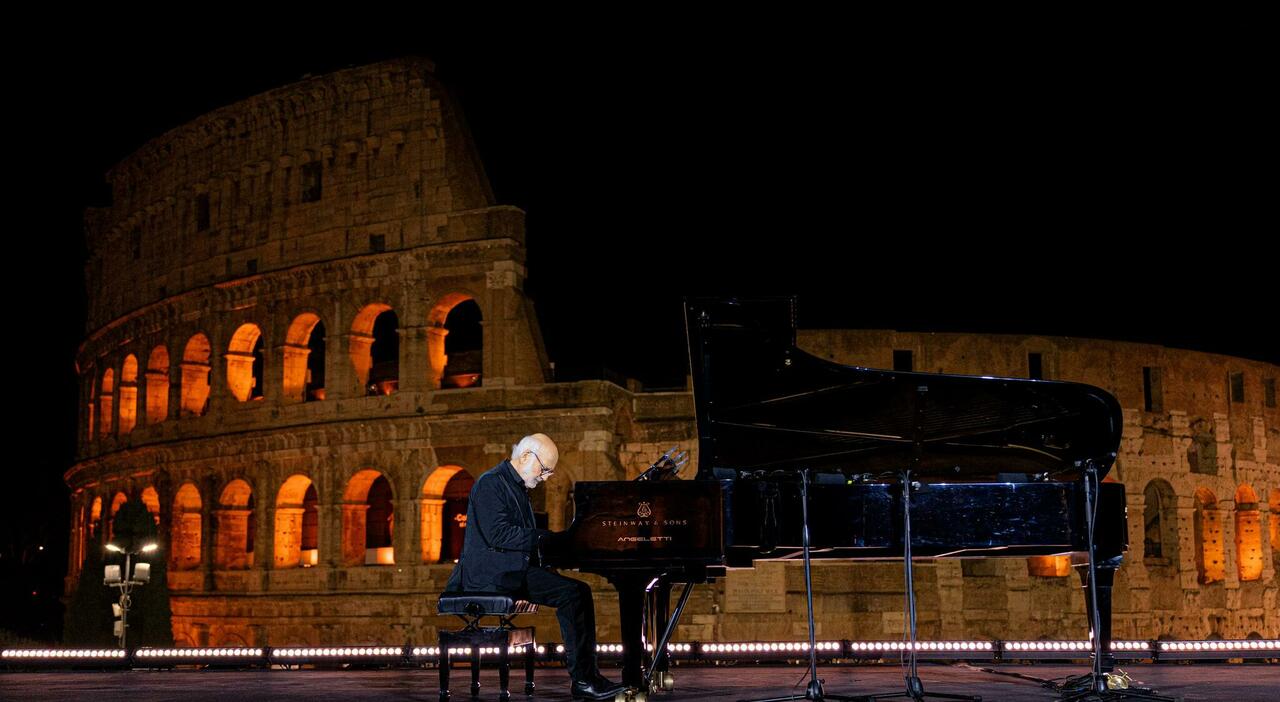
left=613, top=688, right=647, bottom=702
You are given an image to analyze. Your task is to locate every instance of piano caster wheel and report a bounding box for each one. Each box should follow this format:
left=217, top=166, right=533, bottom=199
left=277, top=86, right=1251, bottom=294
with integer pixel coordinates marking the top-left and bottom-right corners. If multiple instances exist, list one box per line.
left=658, top=673, right=674, bottom=691
left=439, top=692, right=450, bottom=702
left=470, top=683, right=481, bottom=698
left=499, top=693, right=511, bottom=702
left=614, top=689, right=646, bottom=702
left=524, top=682, right=536, bottom=695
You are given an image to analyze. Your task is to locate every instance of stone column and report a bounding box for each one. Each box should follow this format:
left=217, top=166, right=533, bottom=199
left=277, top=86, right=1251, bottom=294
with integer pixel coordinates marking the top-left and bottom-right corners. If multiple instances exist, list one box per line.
left=398, top=325, right=431, bottom=392
left=273, top=507, right=305, bottom=568
left=214, top=508, right=252, bottom=570
left=420, top=498, right=445, bottom=564
left=341, top=504, right=369, bottom=566
left=392, top=496, right=415, bottom=565
left=280, top=344, right=311, bottom=404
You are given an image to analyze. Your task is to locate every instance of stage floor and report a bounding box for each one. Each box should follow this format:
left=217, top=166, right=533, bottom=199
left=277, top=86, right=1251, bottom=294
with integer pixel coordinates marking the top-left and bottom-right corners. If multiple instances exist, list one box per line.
left=2, top=663, right=1276, bottom=701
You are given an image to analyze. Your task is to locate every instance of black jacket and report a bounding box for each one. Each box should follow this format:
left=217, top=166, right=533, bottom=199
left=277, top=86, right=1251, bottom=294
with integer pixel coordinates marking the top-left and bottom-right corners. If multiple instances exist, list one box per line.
left=444, top=459, right=547, bottom=593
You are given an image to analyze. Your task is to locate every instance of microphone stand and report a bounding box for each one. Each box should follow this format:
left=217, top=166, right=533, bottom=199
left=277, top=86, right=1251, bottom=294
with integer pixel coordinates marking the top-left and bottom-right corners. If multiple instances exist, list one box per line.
left=856, top=470, right=977, bottom=702
left=743, top=467, right=860, bottom=702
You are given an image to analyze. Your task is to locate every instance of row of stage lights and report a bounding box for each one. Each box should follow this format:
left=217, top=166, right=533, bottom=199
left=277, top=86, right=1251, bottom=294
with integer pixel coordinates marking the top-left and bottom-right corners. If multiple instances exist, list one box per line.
left=5, top=639, right=1278, bottom=667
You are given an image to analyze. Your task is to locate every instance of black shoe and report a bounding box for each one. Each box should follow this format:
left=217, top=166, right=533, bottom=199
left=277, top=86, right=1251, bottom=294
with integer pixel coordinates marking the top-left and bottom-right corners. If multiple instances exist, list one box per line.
left=571, top=676, right=627, bottom=700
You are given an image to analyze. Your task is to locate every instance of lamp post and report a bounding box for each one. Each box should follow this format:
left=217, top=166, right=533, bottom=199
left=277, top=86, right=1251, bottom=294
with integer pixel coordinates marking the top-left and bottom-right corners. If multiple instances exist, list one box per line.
left=103, top=542, right=157, bottom=649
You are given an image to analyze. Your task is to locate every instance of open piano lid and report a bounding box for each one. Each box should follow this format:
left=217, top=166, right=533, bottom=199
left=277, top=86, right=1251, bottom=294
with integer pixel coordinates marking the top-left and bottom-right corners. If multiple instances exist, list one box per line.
left=685, top=297, right=1123, bottom=482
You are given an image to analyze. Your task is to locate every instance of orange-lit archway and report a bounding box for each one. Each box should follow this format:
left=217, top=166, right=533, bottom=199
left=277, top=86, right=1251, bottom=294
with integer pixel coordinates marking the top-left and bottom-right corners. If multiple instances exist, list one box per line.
left=215, top=479, right=254, bottom=570
left=146, top=346, right=170, bottom=424
left=227, top=324, right=265, bottom=402
left=1235, top=484, right=1262, bottom=581
left=108, top=492, right=127, bottom=542
left=141, top=486, right=160, bottom=525
left=428, top=294, right=483, bottom=389
left=342, top=469, right=394, bottom=565
left=274, top=475, right=319, bottom=568
left=171, top=483, right=202, bottom=571
left=420, top=466, right=474, bottom=563
left=99, top=369, right=115, bottom=438
left=119, top=355, right=138, bottom=434
left=350, top=304, right=398, bottom=395
left=181, top=334, right=212, bottom=416
left=283, top=313, right=325, bottom=403
left=1194, top=487, right=1225, bottom=584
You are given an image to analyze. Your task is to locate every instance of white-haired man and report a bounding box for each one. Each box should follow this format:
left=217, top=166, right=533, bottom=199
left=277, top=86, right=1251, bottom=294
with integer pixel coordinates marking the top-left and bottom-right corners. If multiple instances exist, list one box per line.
left=445, top=433, right=624, bottom=700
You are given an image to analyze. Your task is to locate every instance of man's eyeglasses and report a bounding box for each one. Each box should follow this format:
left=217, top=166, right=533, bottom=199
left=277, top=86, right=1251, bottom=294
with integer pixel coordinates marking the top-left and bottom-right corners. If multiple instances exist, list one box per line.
left=530, top=451, right=555, bottom=479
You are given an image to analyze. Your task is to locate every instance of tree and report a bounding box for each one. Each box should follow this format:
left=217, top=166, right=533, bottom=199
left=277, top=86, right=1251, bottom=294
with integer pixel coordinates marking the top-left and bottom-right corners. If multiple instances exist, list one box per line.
left=63, top=498, right=173, bottom=647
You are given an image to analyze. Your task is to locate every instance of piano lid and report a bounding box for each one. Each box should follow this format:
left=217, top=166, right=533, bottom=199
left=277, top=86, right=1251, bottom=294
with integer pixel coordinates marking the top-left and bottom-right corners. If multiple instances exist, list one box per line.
left=684, top=297, right=1123, bottom=481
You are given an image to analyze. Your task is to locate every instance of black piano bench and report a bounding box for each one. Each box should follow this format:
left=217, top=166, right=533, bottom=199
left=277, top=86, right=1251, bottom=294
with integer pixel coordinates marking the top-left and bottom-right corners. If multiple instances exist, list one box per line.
left=437, top=593, right=538, bottom=702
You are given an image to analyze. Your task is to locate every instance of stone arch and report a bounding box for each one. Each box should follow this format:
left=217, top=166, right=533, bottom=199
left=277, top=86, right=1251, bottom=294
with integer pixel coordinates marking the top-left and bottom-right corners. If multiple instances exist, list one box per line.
left=1270, top=488, right=1280, bottom=570
left=1194, top=487, right=1225, bottom=584
left=342, top=469, right=394, bottom=565
left=1143, top=479, right=1179, bottom=563
left=118, top=355, right=138, bottom=434
left=108, top=491, right=127, bottom=541
left=99, top=368, right=115, bottom=437
left=171, top=483, right=202, bottom=571
left=215, top=479, right=254, bottom=570
left=1234, top=484, right=1263, bottom=582
left=146, top=346, right=170, bottom=424
left=226, top=323, right=265, bottom=402
left=89, top=496, right=102, bottom=540
left=350, top=303, right=398, bottom=395
left=428, top=293, right=483, bottom=389
left=140, top=486, right=160, bottom=525
left=420, top=465, right=474, bottom=563
left=85, top=365, right=97, bottom=442
left=274, top=474, right=319, bottom=568
left=282, top=312, right=325, bottom=403
left=181, top=334, right=212, bottom=416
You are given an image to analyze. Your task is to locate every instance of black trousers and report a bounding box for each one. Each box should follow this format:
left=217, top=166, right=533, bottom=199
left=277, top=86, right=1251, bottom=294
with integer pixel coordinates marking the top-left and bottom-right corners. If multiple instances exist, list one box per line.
left=520, top=566, right=598, bottom=682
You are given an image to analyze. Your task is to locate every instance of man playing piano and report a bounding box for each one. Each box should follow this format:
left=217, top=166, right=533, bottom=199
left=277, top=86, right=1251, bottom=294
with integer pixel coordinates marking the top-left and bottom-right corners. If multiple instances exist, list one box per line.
left=445, top=433, right=627, bottom=701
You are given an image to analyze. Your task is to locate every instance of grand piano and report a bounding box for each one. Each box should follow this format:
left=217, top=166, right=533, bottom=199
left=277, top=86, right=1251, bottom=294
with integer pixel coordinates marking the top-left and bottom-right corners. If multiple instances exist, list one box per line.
left=541, top=297, right=1129, bottom=693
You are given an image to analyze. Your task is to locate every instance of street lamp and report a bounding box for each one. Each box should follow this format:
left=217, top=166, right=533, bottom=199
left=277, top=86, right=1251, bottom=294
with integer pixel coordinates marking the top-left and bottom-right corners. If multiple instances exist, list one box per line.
left=103, top=541, right=158, bottom=649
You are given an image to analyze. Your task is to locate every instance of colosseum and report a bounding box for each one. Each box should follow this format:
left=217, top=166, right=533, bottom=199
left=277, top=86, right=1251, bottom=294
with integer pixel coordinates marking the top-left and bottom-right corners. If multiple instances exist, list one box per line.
left=66, top=57, right=1278, bottom=649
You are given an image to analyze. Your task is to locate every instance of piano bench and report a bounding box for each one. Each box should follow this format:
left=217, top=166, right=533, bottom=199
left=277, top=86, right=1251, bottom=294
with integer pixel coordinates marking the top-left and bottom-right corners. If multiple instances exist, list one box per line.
left=437, top=593, right=539, bottom=702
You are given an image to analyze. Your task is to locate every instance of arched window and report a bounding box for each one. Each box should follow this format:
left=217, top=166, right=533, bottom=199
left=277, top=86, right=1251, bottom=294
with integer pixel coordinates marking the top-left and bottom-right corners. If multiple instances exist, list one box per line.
left=420, top=466, right=473, bottom=563
left=118, top=355, right=138, bottom=434
left=1143, top=479, right=1179, bottom=563
left=108, top=492, right=127, bottom=542
left=428, top=294, right=483, bottom=389
left=1270, top=489, right=1280, bottom=570
left=282, top=314, right=325, bottom=403
left=181, top=334, right=212, bottom=416
left=85, top=368, right=97, bottom=443
left=215, top=479, right=254, bottom=570
left=226, top=324, right=265, bottom=402
left=99, top=369, right=115, bottom=438
left=1194, top=487, right=1225, bottom=584
left=171, top=483, right=202, bottom=571
left=89, top=496, right=102, bottom=541
left=1234, top=484, right=1263, bottom=581
left=342, top=469, right=394, bottom=565
left=140, top=486, right=160, bottom=525
left=145, top=346, right=170, bottom=424
left=350, top=304, right=399, bottom=396
left=274, top=475, right=319, bottom=568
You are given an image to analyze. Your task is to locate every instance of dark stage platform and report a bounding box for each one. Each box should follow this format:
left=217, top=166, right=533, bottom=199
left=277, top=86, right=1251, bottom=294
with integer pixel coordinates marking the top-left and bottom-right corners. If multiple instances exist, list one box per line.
left=2, top=663, right=1276, bottom=702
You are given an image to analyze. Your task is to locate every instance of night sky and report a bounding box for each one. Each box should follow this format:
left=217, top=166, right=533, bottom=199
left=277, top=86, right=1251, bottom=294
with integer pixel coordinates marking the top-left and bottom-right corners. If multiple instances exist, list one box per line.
left=3, top=23, right=1272, bottom=641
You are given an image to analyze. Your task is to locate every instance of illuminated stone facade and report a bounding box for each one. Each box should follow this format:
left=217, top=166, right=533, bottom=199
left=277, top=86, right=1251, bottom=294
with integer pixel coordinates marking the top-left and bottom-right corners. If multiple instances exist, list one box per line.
left=67, top=58, right=1278, bottom=648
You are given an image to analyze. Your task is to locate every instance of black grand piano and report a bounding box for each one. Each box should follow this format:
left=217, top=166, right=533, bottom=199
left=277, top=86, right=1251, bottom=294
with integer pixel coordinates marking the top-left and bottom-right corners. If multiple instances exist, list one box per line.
left=541, top=297, right=1129, bottom=694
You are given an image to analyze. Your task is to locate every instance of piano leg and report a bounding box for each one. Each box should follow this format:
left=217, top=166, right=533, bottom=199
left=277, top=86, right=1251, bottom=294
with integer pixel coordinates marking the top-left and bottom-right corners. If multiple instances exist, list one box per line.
left=1075, top=554, right=1122, bottom=673
left=611, top=574, right=649, bottom=690
left=652, top=577, right=672, bottom=685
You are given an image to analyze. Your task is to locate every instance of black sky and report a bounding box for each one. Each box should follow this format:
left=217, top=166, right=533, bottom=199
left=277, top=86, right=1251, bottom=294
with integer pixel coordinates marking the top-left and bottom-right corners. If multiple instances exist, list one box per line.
left=2, top=21, right=1273, bottom=640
